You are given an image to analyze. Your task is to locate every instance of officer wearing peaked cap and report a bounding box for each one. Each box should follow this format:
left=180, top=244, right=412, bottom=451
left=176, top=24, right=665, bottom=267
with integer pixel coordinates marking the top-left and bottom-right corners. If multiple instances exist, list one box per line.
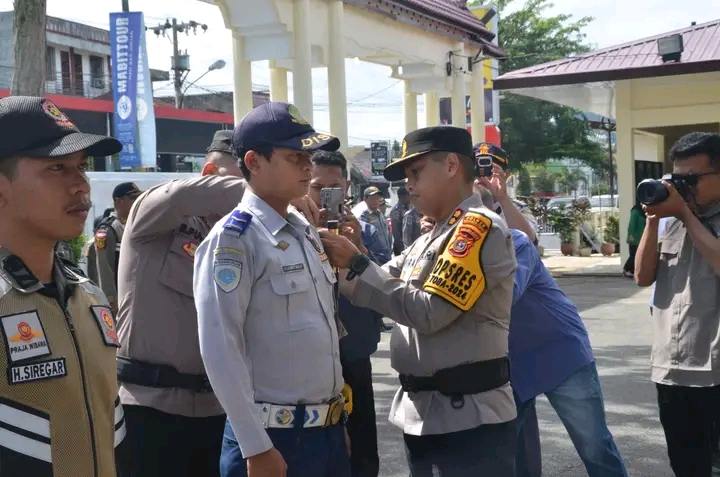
left=194, top=102, right=351, bottom=477
left=202, top=129, right=245, bottom=177
left=319, top=126, right=518, bottom=476
left=0, top=96, right=126, bottom=477
left=473, top=142, right=538, bottom=243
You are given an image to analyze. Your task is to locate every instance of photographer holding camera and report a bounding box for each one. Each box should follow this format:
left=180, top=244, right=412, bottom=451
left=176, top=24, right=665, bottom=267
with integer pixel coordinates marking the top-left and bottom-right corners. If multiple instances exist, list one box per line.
left=634, top=132, right=720, bottom=477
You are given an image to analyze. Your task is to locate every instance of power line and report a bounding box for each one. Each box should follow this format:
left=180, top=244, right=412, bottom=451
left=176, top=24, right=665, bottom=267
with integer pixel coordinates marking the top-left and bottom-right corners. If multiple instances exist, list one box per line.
left=147, top=18, right=209, bottom=108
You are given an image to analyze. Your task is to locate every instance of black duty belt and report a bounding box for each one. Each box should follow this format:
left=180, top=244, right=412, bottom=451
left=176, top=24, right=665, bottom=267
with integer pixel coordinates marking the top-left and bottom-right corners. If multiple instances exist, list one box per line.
left=399, top=357, right=509, bottom=398
left=117, top=356, right=213, bottom=393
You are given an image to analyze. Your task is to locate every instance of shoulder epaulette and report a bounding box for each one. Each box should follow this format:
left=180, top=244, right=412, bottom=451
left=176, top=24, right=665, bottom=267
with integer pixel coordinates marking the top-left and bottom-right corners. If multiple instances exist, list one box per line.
left=222, top=210, right=252, bottom=236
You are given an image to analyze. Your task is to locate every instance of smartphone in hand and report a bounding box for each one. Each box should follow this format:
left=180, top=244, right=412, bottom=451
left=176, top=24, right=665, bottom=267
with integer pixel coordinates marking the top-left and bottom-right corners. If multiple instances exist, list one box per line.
left=320, top=188, right=345, bottom=222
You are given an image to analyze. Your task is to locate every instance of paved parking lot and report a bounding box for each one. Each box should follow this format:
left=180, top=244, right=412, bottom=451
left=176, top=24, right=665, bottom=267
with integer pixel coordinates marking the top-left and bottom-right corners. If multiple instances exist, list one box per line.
left=371, top=276, right=673, bottom=477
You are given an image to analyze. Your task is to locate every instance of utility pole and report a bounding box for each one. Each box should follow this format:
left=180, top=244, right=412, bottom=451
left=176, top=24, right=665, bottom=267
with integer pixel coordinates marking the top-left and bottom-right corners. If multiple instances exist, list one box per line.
left=121, top=0, right=129, bottom=11
left=148, top=19, right=208, bottom=108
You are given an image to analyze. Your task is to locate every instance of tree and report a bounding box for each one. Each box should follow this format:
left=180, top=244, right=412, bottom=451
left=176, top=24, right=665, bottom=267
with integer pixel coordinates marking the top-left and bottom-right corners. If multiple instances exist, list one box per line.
left=468, top=0, right=605, bottom=170
left=11, top=0, right=47, bottom=96
left=392, top=139, right=401, bottom=159
left=532, top=169, right=557, bottom=194
left=517, top=166, right=532, bottom=197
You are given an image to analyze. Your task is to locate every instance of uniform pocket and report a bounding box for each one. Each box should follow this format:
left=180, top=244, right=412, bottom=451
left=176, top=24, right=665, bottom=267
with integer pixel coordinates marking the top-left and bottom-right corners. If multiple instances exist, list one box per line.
left=659, top=239, right=682, bottom=266
left=269, top=273, right=315, bottom=331
left=0, top=398, right=53, bottom=476
left=158, top=236, right=197, bottom=297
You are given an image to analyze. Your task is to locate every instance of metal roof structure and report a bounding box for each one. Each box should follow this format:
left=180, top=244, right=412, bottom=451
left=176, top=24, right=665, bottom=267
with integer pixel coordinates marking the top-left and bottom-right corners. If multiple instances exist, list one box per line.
left=344, top=0, right=504, bottom=57
left=494, top=19, right=720, bottom=90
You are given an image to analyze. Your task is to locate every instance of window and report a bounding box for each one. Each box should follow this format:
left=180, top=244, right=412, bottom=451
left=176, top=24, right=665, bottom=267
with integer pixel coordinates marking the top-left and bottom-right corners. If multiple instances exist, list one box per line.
left=45, top=46, right=56, bottom=80
left=89, top=55, right=105, bottom=89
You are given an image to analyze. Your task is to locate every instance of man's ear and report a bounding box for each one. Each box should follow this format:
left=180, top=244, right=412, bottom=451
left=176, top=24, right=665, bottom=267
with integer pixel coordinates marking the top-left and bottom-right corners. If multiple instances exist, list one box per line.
left=201, top=163, right=217, bottom=176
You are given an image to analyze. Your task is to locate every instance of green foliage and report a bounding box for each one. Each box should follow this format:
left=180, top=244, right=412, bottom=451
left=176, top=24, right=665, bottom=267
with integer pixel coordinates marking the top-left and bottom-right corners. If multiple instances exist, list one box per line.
left=478, top=0, right=605, bottom=170
left=516, top=166, right=532, bottom=197
left=604, top=215, right=619, bottom=244
left=570, top=199, right=591, bottom=228
left=558, top=167, right=587, bottom=195
left=531, top=168, right=558, bottom=193
left=63, top=235, right=89, bottom=264
left=392, top=140, right=401, bottom=158
left=546, top=205, right=575, bottom=243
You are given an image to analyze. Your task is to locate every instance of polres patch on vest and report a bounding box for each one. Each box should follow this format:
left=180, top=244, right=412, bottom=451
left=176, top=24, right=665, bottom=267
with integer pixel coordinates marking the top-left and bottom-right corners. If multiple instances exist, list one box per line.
left=9, top=357, right=67, bottom=385
left=0, top=311, right=51, bottom=363
left=90, top=306, right=120, bottom=347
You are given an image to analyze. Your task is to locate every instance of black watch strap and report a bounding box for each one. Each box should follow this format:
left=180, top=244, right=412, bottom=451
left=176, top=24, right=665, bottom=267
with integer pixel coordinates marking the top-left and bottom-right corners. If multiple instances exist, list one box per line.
left=346, top=254, right=370, bottom=281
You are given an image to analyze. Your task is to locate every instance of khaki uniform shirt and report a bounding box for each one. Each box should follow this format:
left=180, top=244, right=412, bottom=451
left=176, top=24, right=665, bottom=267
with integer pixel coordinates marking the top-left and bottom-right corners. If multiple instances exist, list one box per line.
left=116, top=175, right=246, bottom=417
left=340, top=194, right=517, bottom=436
left=651, top=204, right=720, bottom=387
left=91, top=216, right=124, bottom=305
left=194, top=190, right=344, bottom=458
left=0, top=251, right=125, bottom=477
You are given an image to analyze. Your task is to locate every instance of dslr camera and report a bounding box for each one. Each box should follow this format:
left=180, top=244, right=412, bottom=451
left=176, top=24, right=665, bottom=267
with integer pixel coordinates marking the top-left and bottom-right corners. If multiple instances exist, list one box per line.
left=636, top=173, right=692, bottom=206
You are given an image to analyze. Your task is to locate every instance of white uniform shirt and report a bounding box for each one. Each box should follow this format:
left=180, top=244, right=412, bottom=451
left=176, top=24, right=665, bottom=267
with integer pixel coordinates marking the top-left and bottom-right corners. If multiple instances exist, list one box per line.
left=193, top=190, right=344, bottom=458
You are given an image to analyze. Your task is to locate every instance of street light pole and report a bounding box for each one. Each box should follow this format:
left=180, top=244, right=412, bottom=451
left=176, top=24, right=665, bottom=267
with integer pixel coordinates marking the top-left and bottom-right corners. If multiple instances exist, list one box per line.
left=122, top=0, right=129, bottom=11
left=178, top=59, right=226, bottom=109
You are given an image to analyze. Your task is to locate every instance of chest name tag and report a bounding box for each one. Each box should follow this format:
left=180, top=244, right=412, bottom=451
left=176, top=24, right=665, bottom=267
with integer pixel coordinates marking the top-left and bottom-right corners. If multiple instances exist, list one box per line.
left=282, top=263, right=305, bottom=274
left=90, top=306, right=120, bottom=347
left=9, top=357, right=67, bottom=385
left=423, top=212, right=492, bottom=311
left=1, top=311, right=51, bottom=363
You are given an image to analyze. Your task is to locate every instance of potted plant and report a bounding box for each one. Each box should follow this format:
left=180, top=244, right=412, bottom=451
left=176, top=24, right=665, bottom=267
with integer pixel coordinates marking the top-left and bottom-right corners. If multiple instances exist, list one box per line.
left=547, top=205, right=575, bottom=256
left=602, top=216, right=619, bottom=256
left=571, top=199, right=593, bottom=256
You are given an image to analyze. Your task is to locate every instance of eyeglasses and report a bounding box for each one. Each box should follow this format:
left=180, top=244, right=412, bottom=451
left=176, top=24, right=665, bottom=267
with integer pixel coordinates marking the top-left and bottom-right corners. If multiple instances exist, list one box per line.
left=669, top=171, right=719, bottom=186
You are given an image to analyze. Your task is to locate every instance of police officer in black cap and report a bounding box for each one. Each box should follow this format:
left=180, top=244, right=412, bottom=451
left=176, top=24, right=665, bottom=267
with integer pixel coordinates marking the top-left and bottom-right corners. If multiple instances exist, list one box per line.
left=201, top=129, right=244, bottom=178
left=320, top=126, right=518, bottom=476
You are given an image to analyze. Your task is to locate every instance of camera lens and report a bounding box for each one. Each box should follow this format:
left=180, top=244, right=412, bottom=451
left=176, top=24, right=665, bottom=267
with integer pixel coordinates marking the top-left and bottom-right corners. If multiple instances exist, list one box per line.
left=637, top=179, right=669, bottom=205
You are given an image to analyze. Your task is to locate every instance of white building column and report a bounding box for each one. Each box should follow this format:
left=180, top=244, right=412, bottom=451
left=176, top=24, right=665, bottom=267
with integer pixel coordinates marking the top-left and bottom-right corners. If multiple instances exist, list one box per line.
left=470, top=55, right=485, bottom=144
left=451, top=42, right=466, bottom=128
left=615, top=80, right=635, bottom=267
left=327, top=0, right=348, bottom=149
left=292, top=0, right=314, bottom=124
left=403, top=81, right=418, bottom=134
left=231, top=32, right=254, bottom=122
left=269, top=61, right=288, bottom=102
left=424, top=92, right=439, bottom=127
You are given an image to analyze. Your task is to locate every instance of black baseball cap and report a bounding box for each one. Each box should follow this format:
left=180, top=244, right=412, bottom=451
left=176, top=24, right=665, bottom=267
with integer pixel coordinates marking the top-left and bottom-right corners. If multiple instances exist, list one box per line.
left=207, top=130, right=233, bottom=155
left=474, top=142, right=509, bottom=171
left=112, top=182, right=142, bottom=199
left=232, top=102, right=340, bottom=155
left=0, top=96, right=122, bottom=160
left=383, top=126, right=474, bottom=181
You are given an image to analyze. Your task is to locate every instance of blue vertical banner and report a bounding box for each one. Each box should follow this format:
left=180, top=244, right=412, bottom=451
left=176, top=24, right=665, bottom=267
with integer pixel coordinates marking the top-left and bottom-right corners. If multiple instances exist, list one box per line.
left=136, top=16, right=157, bottom=168
left=110, top=12, right=142, bottom=168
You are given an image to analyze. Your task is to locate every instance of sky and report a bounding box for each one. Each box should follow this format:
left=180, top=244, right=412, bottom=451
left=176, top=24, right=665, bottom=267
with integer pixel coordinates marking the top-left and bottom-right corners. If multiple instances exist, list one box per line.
left=1, top=0, right=718, bottom=145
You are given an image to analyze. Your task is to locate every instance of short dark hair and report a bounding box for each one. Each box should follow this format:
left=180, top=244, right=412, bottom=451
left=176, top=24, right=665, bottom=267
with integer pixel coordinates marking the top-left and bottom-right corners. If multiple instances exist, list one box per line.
left=236, top=145, right=274, bottom=181
left=669, top=132, right=720, bottom=171
left=311, top=150, right=347, bottom=179
left=0, top=157, right=20, bottom=180
left=428, top=151, right=474, bottom=182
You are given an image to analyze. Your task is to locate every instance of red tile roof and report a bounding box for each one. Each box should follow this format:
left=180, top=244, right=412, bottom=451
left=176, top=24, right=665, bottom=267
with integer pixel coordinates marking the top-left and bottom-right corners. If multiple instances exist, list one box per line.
left=396, top=0, right=494, bottom=41
left=495, top=19, right=720, bottom=90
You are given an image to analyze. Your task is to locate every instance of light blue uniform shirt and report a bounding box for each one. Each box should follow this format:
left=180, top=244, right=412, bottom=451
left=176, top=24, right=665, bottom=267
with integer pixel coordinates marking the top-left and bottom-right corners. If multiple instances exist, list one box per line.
left=193, top=190, right=344, bottom=459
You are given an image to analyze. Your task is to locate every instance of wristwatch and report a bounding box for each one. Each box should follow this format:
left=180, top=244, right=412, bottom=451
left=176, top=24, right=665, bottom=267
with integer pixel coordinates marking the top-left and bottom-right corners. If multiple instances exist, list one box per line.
left=345, top=253, right=370, bottom=281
